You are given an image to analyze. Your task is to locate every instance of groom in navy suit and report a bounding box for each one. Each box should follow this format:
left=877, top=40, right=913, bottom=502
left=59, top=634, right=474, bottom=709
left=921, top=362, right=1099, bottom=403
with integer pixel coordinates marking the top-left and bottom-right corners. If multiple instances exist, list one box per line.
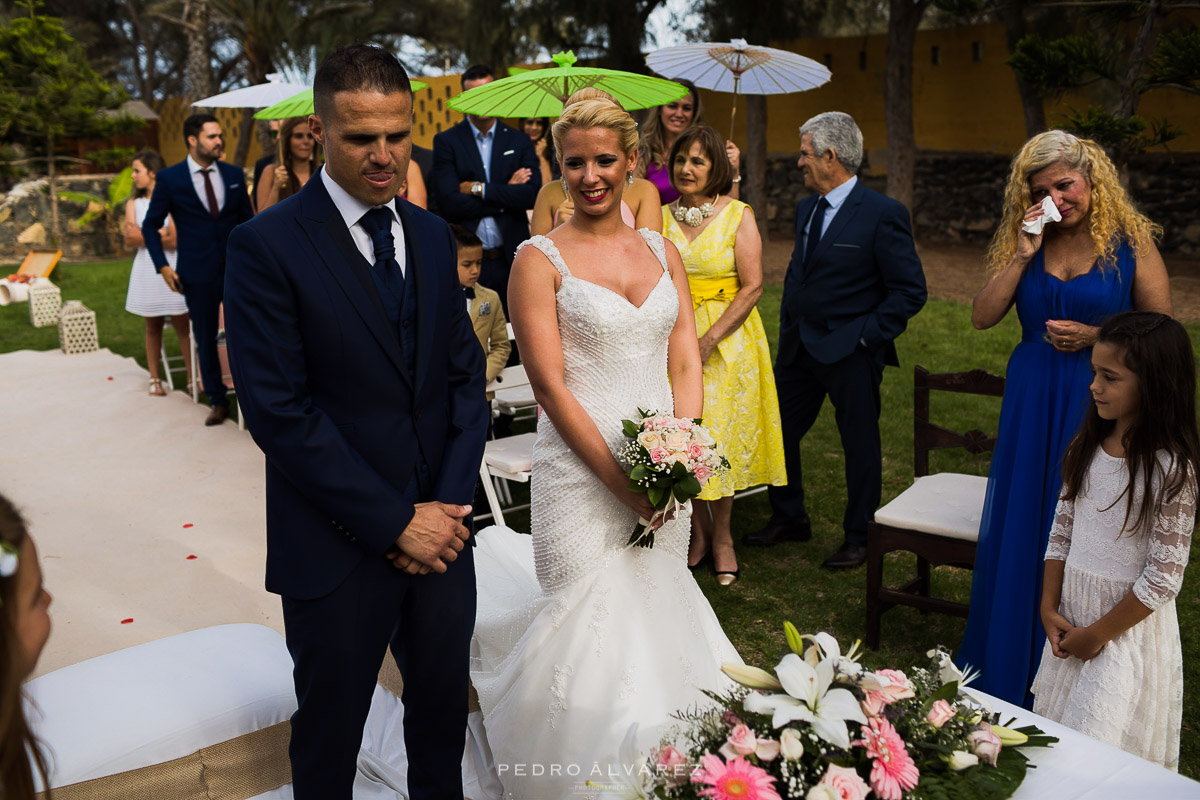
left=143, top=113, right=253, bottom=425
left=223, top=45, right=488, bottom=799
left=745, top=112, right=926, bottom=570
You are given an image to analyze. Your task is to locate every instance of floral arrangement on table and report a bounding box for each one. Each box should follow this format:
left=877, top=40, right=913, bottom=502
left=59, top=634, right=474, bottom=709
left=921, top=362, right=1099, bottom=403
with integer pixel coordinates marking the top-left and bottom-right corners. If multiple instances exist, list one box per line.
left=612, top=625, right=1055, bottom=800
left=618, top=409, right=729, bottom=548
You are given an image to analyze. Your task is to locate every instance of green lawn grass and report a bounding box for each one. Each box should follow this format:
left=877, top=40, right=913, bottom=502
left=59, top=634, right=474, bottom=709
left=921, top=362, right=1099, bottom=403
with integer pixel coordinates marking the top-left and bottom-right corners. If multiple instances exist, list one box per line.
left=3, top=261, right=1198, bottom=778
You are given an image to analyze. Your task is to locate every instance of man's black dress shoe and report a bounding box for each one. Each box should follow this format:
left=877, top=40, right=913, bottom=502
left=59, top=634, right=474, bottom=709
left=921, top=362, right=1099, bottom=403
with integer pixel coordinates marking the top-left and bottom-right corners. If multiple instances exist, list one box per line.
left=742, top=520, right=812, bottom=547
left=205, top=405, right=229, bottom=427
left=821, top=542, right=867, bottom=570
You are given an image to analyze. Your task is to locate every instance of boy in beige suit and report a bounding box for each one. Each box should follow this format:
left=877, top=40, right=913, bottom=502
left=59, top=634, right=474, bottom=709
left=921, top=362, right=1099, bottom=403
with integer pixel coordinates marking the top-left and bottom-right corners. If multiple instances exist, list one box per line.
left=453, top=225, right=510, bottom=395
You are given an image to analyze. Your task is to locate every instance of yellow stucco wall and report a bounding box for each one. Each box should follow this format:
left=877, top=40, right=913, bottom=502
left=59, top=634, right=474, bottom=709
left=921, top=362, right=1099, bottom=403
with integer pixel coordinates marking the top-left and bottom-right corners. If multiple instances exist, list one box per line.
left=698, top=21, right=1200, bottom=167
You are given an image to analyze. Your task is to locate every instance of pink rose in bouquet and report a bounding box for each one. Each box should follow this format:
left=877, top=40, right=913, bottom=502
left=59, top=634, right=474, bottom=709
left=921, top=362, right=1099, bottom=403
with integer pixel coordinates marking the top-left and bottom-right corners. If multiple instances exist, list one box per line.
left=618, top=409, right=729, bottom=548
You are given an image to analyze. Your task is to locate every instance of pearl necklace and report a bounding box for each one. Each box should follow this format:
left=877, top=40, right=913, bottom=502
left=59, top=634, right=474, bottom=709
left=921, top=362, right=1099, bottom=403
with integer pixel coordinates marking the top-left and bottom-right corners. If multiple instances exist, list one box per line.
left=673, top=195, right=720, bottom=227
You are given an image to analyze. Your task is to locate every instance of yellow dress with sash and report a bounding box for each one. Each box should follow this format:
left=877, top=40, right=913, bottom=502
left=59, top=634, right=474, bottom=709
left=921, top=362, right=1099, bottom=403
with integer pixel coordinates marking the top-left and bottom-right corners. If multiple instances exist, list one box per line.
left=663, top=199, right=786, bottom=500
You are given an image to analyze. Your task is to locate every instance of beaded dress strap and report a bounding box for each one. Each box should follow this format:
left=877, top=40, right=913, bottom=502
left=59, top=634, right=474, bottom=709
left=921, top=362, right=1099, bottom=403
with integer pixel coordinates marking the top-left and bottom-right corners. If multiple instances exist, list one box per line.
left=516, top=235, right=571, bottom=278
left=637, top=228, right=669, bottom=273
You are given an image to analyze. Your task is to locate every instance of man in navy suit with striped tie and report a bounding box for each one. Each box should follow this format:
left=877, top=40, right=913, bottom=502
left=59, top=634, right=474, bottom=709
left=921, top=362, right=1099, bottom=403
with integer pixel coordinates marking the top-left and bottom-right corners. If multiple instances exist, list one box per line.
left=142, top=113, right=254, bottom=425
left=744, top=112, right=926, bottom=569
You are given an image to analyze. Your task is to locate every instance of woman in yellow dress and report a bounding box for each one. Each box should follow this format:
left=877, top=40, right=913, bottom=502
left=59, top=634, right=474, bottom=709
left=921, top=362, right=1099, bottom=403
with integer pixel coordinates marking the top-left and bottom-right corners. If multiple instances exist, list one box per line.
left=662, top=124, right=786, bottom=585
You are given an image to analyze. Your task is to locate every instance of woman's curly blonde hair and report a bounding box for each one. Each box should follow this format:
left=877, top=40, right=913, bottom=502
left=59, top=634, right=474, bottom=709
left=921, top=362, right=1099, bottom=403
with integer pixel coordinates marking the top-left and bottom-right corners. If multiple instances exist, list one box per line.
left=986, top=130, right=1162, bottom=274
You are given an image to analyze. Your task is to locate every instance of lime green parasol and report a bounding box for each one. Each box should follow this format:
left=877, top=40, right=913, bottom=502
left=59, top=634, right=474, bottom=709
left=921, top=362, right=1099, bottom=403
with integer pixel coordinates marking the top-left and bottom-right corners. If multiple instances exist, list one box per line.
left=253, top=81, right=429, bottom=121
left=448, top=51, right=687, bottom=117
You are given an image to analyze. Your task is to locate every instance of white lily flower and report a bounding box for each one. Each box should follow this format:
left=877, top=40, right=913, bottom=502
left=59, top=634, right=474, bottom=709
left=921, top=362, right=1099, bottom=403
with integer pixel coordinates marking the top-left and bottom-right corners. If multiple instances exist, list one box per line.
left=801, top=633, right=864, bottom=680
left=929, top=648, right=978, bottom=688
left=743, top=654, right=867, bottom=750
left=591, top=724, right=656, bottom=799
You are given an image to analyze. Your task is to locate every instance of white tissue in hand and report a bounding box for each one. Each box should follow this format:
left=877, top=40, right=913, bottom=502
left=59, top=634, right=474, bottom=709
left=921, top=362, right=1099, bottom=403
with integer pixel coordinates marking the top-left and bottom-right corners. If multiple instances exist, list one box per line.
left=1021, top=196, right=1062, bottom=235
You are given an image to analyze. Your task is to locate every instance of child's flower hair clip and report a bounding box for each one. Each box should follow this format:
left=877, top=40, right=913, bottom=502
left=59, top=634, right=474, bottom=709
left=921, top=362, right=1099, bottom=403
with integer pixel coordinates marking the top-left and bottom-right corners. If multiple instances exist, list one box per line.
left=0, top=540, right=19, bottom=580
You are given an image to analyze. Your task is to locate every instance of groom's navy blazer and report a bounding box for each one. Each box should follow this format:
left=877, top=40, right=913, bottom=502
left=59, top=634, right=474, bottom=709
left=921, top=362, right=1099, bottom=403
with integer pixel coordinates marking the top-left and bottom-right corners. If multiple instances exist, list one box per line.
left=778, top=179, right=926, bottom=368
left=142, top=158, right=252, bottom=282
left=223, top=169, right=488, bottom=600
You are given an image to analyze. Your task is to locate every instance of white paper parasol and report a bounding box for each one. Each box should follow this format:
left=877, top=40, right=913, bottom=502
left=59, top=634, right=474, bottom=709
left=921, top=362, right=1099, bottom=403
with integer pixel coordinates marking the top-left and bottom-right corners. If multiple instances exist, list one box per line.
left=646, top=39, right=831, bottom=137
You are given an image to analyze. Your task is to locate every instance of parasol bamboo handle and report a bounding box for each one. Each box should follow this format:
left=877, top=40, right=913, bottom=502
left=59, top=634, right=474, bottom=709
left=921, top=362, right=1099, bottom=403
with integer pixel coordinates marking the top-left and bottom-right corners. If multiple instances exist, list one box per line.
left=277, top=134, right=286, bottom=189
left=729, top=75, right=740, bottom=142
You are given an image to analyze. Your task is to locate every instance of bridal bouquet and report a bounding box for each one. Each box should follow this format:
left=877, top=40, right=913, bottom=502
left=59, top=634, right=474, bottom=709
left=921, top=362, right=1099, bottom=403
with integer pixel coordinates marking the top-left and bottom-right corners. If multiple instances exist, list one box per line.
left=618, top=409, right=729, bottom=548
left=618, top=625, right=1055, bottom=800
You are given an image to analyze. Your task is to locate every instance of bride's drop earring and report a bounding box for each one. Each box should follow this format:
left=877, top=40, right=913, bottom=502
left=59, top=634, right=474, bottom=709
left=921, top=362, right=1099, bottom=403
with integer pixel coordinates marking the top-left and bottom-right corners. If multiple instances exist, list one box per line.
left=626, top=171, right=634, bottom=185
left=561, top=176, right=569, bottom=196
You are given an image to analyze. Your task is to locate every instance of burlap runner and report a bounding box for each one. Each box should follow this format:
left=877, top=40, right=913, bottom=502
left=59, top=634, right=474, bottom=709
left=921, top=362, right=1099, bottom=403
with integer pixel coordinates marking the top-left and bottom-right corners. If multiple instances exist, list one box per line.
left=36, top=721, right=291, bottom=800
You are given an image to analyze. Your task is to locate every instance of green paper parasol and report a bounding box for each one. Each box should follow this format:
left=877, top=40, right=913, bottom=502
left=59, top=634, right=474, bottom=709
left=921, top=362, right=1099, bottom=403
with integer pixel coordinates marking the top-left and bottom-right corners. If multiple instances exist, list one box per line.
left=448, top=51, right=687, bottom=117
left=254, top=81, right=429, bottom=121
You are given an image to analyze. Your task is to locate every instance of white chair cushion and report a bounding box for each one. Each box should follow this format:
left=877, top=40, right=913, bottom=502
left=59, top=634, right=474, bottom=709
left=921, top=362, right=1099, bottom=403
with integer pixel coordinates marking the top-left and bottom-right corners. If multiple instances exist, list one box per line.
left=483, top=432, right=537, bottom=475
left=873, top=472, right=987, bottom=543
left=25, top=623, right=296, bottom=788
left=494, top=384, right=537, bottom=412
left=486, top=364, right=528, bottom=394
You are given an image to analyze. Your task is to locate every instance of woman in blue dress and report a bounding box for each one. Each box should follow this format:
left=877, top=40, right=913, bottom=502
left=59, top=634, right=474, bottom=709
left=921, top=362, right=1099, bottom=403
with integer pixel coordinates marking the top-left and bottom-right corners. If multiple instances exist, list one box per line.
left=958, top=131, right=1172, bottom=707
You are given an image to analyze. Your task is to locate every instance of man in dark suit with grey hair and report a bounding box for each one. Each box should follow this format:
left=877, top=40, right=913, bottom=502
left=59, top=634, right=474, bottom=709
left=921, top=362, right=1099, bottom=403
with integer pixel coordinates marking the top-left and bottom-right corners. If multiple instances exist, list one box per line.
left=745, top=111, right=927, bottom=570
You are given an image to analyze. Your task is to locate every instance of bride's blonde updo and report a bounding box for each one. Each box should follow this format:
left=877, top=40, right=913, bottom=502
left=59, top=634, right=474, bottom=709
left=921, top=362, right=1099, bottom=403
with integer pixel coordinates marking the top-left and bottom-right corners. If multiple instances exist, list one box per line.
left=551, top=87, right=639, bottom=157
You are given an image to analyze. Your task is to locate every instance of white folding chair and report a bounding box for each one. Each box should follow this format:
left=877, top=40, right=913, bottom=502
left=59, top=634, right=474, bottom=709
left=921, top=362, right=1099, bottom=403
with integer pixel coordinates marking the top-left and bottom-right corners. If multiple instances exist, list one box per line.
left=490, top=324, right=538, bottom=421
left=158, top=315, right=189, bottom=391
left=473, top=432, right=537, bottom=526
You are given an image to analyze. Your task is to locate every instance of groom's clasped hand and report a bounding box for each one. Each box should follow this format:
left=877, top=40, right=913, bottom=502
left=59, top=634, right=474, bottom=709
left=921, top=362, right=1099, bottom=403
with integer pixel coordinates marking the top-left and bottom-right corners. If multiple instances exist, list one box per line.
left=386, top=502, right=472, bottom=575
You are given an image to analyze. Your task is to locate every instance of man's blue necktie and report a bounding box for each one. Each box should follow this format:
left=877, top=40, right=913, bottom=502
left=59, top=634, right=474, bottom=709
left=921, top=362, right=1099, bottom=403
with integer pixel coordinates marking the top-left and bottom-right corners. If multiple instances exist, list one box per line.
left=360, top=206, right=404, bottom=300
left=804, top=196, right=830, bottom=266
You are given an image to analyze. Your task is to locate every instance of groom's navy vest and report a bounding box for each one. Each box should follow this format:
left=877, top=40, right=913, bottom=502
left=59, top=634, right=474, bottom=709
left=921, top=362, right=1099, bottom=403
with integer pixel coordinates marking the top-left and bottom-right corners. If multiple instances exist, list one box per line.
left=363, top=235, right=428, bottom=496
left=363, top=235, right=418, bottom=375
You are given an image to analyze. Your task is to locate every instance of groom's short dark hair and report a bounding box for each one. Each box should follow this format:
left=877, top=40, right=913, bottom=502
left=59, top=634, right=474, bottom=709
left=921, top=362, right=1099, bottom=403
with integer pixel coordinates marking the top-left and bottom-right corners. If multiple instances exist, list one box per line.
left=313, top=44, right=411, bottom=121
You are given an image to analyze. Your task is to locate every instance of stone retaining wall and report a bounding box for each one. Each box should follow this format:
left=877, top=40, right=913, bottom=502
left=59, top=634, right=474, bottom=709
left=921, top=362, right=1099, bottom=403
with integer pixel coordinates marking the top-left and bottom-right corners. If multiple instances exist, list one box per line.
left=0, top=175, right=122, bottom=264
left=762, top=151, right=1200, bottom=256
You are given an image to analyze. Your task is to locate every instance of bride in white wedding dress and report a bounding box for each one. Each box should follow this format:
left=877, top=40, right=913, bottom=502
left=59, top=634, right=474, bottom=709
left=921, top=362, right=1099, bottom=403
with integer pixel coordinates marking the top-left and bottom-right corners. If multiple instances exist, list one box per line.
left=470, top=91, right=742, bottom=799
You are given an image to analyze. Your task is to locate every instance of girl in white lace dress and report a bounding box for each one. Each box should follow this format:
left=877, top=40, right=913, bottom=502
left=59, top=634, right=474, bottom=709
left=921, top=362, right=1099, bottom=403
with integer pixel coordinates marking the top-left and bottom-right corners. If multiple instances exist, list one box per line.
left=1031, top=311, right=1198, bottom=769
left=470, top=92, right=742, bottom=798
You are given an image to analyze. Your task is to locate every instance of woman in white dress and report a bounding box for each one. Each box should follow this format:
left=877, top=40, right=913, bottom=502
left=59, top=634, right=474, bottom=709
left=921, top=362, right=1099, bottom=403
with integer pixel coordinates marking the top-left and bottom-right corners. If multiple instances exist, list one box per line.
left=470, top=92, right=742, bottom=798
left=124, top=150, right=191, bottom=395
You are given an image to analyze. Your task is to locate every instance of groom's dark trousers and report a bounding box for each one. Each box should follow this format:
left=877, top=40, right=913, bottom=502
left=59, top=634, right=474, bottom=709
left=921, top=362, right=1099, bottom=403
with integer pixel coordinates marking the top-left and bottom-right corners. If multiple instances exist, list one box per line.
left=224, top=169, right=488, bottom=799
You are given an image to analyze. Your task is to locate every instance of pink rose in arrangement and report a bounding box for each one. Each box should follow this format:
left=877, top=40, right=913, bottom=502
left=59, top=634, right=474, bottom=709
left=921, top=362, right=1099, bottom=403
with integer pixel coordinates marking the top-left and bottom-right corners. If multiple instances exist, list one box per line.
left=650, top=447, right=668, bottom=464
left=861, top=692, right=887, bottom=719
left=688, top=442, right=704, bottom=459
left=719, top=723, right=758, bottom=759
left=817, top=764, right=870, bottom=800
left=968, top=725, right=1003, bottom=766
left=855, top=717, right=920, bottom=800
left=927, top=699, right=956, bottom=728
left=754, top=738, right=780, bottom=762
left=653, top=744, right=690, bottom=787
left=695, top=465, right=713, bottom=484
left=691, top=754, right=782, bottom=800
left=874, top=669, right=916, bottom=702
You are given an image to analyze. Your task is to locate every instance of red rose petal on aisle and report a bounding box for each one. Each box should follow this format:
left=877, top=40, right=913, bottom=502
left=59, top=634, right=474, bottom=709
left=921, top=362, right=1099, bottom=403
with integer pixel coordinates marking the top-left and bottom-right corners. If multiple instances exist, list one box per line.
left=182, top=523, right=194, bottom=529
left=120, top=618, right=134, bottom=624
left=107, top=376, right=113, bottom=381
left=186, top=554, right=197, bottom=560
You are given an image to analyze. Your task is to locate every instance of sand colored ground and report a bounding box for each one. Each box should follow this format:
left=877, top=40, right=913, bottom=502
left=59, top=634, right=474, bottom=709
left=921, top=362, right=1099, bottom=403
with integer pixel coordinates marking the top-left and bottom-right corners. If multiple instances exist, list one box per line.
left=0, top=348, right=281, bottom=678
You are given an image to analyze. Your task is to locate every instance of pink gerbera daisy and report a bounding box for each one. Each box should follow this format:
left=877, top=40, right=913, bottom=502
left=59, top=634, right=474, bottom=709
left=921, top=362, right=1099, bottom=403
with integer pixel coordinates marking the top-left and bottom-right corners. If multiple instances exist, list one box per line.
left=854, top=717, right=920, bottom=800
left=692, top=754, right=782, bottom=800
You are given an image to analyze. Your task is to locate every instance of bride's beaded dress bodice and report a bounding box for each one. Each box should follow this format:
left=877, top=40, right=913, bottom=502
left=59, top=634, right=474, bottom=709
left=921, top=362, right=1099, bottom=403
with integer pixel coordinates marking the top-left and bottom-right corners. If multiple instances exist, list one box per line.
left=521, top=230, right=692, bottom=591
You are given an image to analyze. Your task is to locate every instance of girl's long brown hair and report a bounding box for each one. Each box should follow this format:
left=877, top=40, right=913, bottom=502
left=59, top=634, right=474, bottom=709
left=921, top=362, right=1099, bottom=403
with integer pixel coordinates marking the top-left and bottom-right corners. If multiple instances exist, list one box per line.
left=0, top=495, right=49, bottom=800
left=1060, top=312, right=1200, bottom=535
left=276, top=116, right=320, bottom=202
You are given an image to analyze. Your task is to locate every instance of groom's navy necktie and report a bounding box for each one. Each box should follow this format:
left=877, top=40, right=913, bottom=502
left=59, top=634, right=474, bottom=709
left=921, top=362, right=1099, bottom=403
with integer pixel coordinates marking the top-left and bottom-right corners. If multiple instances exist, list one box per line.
left=804, top=196, right=830, bottom=266
left=360, top=206, right=405, bottom=302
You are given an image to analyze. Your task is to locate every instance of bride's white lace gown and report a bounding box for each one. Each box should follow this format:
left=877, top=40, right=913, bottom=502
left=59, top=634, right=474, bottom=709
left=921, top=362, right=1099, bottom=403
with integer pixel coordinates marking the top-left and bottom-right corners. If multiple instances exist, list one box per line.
left=1030, top=448, right=1195, bottom=770
left=470, top=230, right=742, bottom=799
